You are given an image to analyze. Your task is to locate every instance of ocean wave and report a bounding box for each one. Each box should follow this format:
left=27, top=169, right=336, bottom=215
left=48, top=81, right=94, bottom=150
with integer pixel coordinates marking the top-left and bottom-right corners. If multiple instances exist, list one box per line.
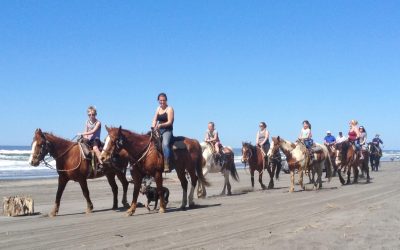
left=0, top=149, right=31, bottom=155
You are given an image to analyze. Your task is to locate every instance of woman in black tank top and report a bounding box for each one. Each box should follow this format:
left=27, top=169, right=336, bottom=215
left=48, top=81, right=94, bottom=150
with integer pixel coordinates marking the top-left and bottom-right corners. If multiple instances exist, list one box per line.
left=152, top=93, right=174, bottom=172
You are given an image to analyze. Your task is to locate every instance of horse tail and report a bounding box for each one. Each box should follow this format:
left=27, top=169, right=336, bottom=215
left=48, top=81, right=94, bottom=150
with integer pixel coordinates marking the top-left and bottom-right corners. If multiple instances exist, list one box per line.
left=196, top=145, right=210, bottom=187
left=322, top=145, right=333, bottom=182
left=230, top=159, right=240, bottom=182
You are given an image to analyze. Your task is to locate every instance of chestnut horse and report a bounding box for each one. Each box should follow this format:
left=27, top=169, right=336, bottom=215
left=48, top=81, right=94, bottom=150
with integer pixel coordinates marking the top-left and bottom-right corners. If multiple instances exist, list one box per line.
left=100, top=126, right=209, bottom=216
left=267, top=137, right=332, bottom=192
left=241, top=142, right=281, bottom=190
left=198, top=142, right=239, bottom=197
left=335, top=141, right=370, bottom=184
left=29, top=129, right=130, bottom=217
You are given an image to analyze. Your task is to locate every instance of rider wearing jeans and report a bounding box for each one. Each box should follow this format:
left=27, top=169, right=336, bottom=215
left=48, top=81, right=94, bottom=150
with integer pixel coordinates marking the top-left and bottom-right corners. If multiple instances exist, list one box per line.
left=152, top=93, right=174, bottom=172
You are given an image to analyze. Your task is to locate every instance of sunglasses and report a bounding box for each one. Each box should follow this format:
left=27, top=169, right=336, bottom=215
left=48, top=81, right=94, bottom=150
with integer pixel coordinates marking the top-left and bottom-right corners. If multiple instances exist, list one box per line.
left=88, top=114, right=96, bottom=117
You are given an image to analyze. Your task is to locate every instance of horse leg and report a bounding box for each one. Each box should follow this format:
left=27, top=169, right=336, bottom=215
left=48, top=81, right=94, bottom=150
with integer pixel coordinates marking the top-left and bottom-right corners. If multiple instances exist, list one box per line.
left=298, top=168, right=305, bottom=190
left=188, top=169, right=198, bottom=208
left=267, top=163, right=274, bottom=189
left=225, top=170, right=232, bottom=195
left=78, top=179, right=93, bottom=214
left=176, top=169, right=188, bottom=210
left=127, top=171, right=142, bottom=216
left=154, top=170, right=166, bottom=213
left=50, top=176, right=68, bottom=217
left=116, top=172, right=130, bottom=208
left=106, top=173, right=119, bottom=209
left=197, top=181, right=205, bottom=199
left=289, top=170, right=295, bottom=192
left=259, top=171, right=266, bottom=190
left=346, top=166, right=351, bottom=185
left=365, top=160, right=371, bottom=183
left=315, top=163, right=323, bottom=190
left=337, top=166, right=345, bottom=185
left=250, top=169, right=255, bottom=189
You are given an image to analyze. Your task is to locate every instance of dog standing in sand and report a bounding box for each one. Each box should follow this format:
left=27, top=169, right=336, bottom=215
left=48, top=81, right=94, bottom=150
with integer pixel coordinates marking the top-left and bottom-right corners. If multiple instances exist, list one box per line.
left=140, top=177, right=169, bottom=211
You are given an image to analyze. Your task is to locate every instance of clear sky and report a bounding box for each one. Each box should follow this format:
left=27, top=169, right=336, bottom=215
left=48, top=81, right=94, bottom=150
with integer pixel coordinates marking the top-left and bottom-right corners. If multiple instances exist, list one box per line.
left=0, top=1, right=399, bottom=149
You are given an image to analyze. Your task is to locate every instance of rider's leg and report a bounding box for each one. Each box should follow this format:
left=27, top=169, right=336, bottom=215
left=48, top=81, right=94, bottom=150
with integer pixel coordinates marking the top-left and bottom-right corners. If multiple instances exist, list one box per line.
left=161, top=130, right=172, bottom=172
left=93, top=145, right=103, bottom=165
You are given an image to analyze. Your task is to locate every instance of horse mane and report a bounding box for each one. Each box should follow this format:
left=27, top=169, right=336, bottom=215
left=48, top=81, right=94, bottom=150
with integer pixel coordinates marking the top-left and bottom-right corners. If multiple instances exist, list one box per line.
left=43, top=132, right=75, bottom=146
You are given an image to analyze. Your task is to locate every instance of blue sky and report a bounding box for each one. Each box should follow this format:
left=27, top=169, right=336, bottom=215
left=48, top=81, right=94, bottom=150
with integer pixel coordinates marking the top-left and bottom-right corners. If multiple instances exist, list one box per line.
left=0, top=1, right=399, bottom=149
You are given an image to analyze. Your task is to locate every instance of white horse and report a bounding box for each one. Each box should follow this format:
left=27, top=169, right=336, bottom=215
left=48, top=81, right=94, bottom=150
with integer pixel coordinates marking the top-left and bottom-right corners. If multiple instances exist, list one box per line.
left=198, top=142, right=239, bottom=197
left=267, top=137, right=332, bottom=192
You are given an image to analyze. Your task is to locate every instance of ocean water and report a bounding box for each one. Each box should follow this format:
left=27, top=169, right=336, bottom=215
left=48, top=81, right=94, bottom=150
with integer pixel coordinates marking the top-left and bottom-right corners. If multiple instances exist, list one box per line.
left=0, top=146, right=399, bottom=180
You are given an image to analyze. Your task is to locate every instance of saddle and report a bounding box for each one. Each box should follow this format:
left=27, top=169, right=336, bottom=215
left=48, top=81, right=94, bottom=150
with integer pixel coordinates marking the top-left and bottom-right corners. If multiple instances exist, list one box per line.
left=78, top=138, right=104, bottom=176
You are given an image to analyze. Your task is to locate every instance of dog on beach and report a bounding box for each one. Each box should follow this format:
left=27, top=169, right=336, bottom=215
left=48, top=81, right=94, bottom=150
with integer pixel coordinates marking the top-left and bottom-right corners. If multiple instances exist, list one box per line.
left=140, top=177, right=169, bottom=211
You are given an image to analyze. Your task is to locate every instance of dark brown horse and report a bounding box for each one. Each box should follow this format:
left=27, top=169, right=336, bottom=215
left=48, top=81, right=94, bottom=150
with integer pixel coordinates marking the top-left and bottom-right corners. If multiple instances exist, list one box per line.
left=29, top=129, right=130, bottom=217
left=335, top=141, right=370, bottom=184
left=100, top=126, right=209, bottom=216
left=241, top=142, right=281, bottom=190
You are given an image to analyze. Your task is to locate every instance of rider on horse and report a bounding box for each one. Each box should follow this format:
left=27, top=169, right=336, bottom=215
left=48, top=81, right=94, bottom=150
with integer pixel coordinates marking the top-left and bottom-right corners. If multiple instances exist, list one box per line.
left=152, top=93, right=174, bottom=172
left=359, top=126, right=368, bottom=158
left=78, top=105, right=103, bottom=171
left=372, top=134, right=383, bottom=156
left=298, top=120, right=314, bottom=159
left=256, top=122, right=270, bottom=160
left=324, top=130, right=336, bottom=148
left=348, top=119, right=363, bottom=159
left=204, top=122, right=223, bottom=165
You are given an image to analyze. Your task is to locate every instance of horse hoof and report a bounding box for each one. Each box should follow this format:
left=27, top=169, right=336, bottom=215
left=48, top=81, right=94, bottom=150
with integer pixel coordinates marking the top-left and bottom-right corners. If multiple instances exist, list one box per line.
left=189, top=203, right=196, bottom=209
left=289, top=188, right=294, bottom=193
left=227, top=192, right=232, bottom=196
left=179, top=206, right=186, bottom=211
left=112, top=206, right=118, bottom=210
left=49, top=211, right=57, bottom=217
left=123, top=203, right=130, bottom=209
left=86, top=209, right=93, bottom=214
left=126, top=211, right=134, bottom=216
left=159, top=208, right=166, bottom=213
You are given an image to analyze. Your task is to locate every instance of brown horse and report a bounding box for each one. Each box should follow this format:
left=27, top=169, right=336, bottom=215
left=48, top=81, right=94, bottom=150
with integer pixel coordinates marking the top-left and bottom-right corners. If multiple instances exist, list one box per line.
left=100, top=126, right=209, bottom=216
left=267, top=137, right=333, bottom=192
left=29, top=129, right=130, bottom=217
left=335, top=141, right=370, bottom=184
left=241, top=142, right=281, bottom=190
left=198, top=142, right=239, bottom=197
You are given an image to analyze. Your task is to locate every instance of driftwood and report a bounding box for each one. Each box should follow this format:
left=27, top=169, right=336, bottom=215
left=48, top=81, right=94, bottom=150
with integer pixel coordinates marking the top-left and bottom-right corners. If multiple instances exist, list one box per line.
left=3, top=196, right=34, bottom=217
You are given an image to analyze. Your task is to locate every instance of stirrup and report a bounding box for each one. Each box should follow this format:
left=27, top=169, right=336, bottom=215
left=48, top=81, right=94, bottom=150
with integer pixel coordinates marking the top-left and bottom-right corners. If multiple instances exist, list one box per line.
left=163, top=162, right=171, bottom=173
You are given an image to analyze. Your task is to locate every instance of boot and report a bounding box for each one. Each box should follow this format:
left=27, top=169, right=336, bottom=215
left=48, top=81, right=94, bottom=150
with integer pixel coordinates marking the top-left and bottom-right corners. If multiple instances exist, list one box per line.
left=164, top=161, right=171, bottom=173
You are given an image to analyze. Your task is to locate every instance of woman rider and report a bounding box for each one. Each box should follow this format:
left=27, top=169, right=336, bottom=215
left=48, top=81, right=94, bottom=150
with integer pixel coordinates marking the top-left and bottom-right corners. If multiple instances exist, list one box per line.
left=348, top=120, right=363, bottom=159
left=152, top=93, right=174, bottom=172
left=256, top=122, right=270, bottom=158
left=298, top=120, right=314, bottom=159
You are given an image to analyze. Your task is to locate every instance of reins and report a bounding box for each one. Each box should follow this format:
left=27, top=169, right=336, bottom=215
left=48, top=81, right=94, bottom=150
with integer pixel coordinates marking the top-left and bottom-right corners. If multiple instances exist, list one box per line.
left=40, top=135, right=82, bottom=172
left=128, top=130, right=154, bottom=168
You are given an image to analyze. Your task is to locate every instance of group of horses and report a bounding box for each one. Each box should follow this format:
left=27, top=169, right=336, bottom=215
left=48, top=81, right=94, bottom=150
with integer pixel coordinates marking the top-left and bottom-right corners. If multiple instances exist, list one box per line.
left=29, top=127, right=382, bottom=217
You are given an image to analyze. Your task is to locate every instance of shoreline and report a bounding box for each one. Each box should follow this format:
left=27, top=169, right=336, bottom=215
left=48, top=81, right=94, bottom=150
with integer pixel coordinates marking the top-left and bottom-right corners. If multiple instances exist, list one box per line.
left=1, top=162, right=400, bottom=249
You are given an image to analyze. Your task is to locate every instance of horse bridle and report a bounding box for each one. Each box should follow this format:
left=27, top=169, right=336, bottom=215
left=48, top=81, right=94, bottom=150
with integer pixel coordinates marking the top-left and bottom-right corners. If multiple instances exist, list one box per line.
left=32, top=134, right=51, bottom=163
left=241, top=145, right=253, bottom=163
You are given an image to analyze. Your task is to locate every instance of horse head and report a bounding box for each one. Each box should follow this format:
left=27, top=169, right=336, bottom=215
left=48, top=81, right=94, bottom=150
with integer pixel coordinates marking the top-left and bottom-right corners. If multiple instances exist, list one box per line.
left=334, top=141, right=350, bottom=166
left=29, top=128, right=51, bottom=166
left=101, top=125, right=126, bottom=164
left=241, top=142, right=254, bottom=165
left=267, top=136, right=281, bottom=158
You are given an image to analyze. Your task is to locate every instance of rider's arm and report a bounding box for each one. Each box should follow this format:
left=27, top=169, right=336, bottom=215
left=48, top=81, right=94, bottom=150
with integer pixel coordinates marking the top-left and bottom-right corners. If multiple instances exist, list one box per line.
left=256, top=132, right=260, bottom=146
left=158, top=107, right=174, bottom=129
left=151, top=107, right=160, bottom=128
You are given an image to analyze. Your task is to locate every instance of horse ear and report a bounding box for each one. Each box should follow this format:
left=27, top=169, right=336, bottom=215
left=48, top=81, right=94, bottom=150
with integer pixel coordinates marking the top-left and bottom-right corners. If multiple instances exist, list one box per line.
left=118, top=126, right=122, bottom=135
left=277, top=136, right=280, bottom=142
left=105, top=125, right=110, bottom=132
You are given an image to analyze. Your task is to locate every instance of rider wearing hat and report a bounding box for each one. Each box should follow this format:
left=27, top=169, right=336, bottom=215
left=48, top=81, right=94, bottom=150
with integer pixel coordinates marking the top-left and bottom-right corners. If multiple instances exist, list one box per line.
left=324, top=131, right=336, bottom=146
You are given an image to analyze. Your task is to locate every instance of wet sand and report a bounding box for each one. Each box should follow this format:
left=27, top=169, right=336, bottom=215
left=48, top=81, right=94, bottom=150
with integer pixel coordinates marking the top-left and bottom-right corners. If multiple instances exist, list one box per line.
left=1, top=162, right=400, bottom=249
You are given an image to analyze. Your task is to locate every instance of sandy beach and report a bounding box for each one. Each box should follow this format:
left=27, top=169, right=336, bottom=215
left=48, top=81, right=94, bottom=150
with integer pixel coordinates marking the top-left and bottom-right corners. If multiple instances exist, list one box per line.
left=1, top=162, right=400, bottom=250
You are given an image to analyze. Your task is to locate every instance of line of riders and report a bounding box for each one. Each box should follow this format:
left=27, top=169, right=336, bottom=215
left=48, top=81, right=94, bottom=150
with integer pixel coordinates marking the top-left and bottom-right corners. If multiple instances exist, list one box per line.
left=77, top=93, right=384, bottom=175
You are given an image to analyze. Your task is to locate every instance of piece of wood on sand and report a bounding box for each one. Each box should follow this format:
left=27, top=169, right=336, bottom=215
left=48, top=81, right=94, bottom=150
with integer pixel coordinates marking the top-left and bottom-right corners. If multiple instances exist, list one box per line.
left=3, top=196, right=34, bottom=217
